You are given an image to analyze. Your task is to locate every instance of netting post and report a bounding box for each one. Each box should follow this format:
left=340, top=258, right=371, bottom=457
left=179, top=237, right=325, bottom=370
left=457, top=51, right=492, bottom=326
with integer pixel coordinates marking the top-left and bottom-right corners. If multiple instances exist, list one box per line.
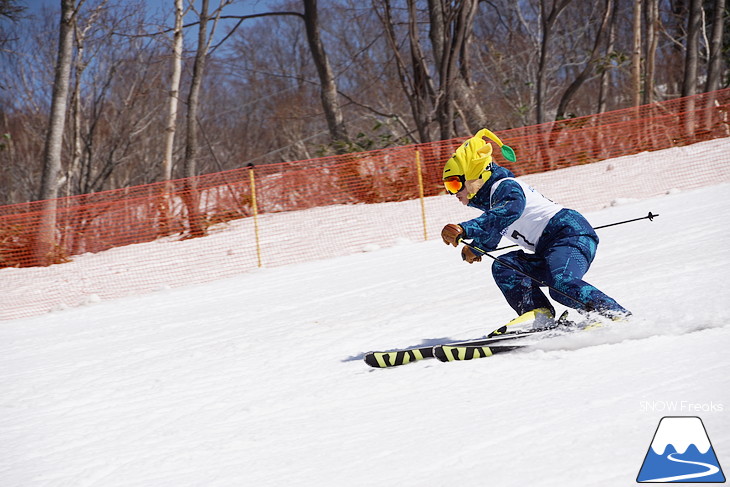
left=248, top=164, right=262, bottom=267
left=415, top=149, right=428, bottom=241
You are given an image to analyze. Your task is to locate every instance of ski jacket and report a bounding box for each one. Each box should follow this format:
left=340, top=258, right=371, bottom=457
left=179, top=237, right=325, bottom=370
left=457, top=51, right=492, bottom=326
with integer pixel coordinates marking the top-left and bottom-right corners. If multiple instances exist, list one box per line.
left=459, top=164, right=597, bottom=254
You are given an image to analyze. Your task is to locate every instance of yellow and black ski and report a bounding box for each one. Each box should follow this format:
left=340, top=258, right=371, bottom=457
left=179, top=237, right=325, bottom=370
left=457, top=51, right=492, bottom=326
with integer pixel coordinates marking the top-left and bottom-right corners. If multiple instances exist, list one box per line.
left=432, top=343, right=523, bottom=362
left=363, top=311, right=576, bottom=368
left=364, top=328, right=548, bottom=368
left=364, top=347, right=435, bottom=368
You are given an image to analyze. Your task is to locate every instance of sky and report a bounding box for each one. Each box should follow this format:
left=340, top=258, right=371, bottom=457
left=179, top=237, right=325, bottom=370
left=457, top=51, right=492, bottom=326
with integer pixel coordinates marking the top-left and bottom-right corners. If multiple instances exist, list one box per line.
left=21, top=0, right=279, bottom=44
left=23, top=0, right=276, bottom=17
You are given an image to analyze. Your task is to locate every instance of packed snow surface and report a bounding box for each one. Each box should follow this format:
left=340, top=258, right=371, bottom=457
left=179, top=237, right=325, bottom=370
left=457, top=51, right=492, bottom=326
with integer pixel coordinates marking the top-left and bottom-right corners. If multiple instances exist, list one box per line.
left=1, top=180, right=729, bottom=485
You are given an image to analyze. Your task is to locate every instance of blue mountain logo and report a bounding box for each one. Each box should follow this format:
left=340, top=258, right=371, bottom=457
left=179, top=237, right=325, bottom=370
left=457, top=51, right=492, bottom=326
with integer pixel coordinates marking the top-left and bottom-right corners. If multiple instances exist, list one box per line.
left=637, top=416, right=725, bottom=483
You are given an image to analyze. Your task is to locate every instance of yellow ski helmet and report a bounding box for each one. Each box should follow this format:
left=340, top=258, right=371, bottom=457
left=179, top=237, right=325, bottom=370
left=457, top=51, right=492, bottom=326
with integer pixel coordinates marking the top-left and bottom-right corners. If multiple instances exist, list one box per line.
left=442, top=128, right=516, bottom=196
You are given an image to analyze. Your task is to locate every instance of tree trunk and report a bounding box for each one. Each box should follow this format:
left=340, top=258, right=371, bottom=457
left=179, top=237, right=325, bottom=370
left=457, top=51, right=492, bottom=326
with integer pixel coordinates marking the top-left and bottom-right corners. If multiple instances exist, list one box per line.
left=163, top=0, right=183, bottom=182
left=682, top=0, right=702, bottom=137
left=34, top=0, right=76, bottom=265
left=182, top=0, right=209, bottom=238
left=555, top=0, right=613, bottom=120
left=406, top=0, right=435, bottom=141
left=434, top=1, right=458, bottom=140
left=427, top=0, right=481, bottom=139
left=704, top=0, right=725, bottom=94
left=69, top=37, right=83, bottom=197
left=302, top=0, right=349, bottom=148
left=428, top=0, right=450, bottom=139
left=376, top=0, right=433, bottom=142
left=631, top=0, right=642, bottom=107
left=682, top=0, right=701, bottom=98
left=643, top=0, right=659, bottom=105
left=67, top=2, right=104, bottom=196
left=703, top=0, right=726, bottom=133
left=452, top=0, right=485, bottom=132
left=160, top=0, right=183, bottom=237
left=597, top=0, right=618, bottom=113
left=536, top=0, right=572, bottom=124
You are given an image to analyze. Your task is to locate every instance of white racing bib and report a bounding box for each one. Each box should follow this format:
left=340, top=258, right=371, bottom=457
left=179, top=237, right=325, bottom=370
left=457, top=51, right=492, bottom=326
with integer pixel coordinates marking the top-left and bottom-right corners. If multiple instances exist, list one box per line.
left=490, top=178, right=562, bottom=252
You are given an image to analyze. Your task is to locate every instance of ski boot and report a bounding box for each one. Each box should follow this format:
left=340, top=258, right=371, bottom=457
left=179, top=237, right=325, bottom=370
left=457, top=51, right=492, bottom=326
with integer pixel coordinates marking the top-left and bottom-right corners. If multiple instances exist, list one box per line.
left=488, top=308, right=557, bottom=337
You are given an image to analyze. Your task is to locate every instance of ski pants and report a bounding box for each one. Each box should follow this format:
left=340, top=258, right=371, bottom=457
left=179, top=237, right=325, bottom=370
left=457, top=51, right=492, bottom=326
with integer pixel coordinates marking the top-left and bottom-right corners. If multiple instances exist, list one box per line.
left=491, top=232, right=629, bottom=317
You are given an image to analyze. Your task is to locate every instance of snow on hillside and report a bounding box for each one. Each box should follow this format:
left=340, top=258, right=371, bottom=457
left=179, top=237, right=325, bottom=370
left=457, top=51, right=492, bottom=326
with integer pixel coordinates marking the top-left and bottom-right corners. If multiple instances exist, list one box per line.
left=1, top=160, right=729, bottom=485
left=3, top=137, right=730, bottom=321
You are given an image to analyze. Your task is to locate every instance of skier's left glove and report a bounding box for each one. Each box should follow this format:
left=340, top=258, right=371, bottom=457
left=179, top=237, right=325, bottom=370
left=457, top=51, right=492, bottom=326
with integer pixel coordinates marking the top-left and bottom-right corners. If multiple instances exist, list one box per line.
left=441, top=224, right=464, bottom=247
left=461, top=246, right=482, bottom=264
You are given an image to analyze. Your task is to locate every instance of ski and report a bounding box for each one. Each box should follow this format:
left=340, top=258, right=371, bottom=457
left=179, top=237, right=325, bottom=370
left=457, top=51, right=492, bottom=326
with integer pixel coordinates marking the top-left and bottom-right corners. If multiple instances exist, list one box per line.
left=433, top=343, right=524, bottom=362
left=364, top=326, right=555, bottom=368
left=432, top=316, right=615, bottom=362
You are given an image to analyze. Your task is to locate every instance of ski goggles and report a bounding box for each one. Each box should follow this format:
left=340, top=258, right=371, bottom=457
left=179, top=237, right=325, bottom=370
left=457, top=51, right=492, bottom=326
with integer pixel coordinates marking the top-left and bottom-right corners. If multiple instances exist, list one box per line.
left=443, top=175, right=465, bottom=195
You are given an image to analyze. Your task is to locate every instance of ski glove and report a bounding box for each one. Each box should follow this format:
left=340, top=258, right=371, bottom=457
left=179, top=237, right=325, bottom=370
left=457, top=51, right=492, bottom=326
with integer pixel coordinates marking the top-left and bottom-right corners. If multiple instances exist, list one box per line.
left=461, top=246, right=482, bottom=264
left=441, top=224, right=464, bottom=247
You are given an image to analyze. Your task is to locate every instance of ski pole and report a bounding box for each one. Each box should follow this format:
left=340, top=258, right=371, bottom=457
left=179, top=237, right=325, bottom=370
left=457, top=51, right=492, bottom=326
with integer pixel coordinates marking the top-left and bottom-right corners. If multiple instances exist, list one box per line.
left=492, top=212, right=658, bottom=252
left=592, top=211, right=658, bottom=230
left=461, top=212, right=658, bottom=311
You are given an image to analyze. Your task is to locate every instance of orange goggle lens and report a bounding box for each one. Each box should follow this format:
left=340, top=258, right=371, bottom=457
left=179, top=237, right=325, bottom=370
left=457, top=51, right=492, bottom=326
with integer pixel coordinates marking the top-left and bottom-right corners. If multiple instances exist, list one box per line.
left=443, top=175, right=465, bottom=195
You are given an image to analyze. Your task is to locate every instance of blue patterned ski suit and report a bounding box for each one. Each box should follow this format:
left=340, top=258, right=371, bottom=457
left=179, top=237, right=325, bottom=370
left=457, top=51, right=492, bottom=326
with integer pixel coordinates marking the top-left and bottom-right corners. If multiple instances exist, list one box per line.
left=459, top=164, right=629, bottom=317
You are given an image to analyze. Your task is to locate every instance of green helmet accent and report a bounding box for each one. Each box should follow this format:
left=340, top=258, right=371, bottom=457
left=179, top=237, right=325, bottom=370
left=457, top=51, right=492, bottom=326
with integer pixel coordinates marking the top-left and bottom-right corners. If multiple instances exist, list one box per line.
left=442, top=128, right=517, bottom=182
left=479, top=128, right=517, bottom=163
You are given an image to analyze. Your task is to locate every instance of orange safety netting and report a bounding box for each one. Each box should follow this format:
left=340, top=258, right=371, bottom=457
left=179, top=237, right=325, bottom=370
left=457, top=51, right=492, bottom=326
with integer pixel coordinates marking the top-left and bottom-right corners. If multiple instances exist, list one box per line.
left=2, top=89, right=730, bottom=320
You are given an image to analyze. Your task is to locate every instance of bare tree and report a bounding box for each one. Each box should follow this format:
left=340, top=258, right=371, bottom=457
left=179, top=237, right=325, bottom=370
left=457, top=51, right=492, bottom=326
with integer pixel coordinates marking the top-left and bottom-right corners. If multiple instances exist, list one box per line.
left=163, top=0, right=184, bottom=183
left=597, top=0, right=618, bottom=113
left=630, top=0, right=641, bottom=106
left=0, top=0, right=24, bottom=20
left=67, top=1, right=108, bottom=197
left=554, top=0, right=614, bottom=120
left=34, top=0, right=79, bottom=265
left=0, top=0, right=26, bottom=199
left=682, top=0, right=702, bottom=136
left=61, top=1, right=165, bottom=196
left=374, top=0, right=482, bottom=141
left=303, top=0, right=349, bottom=148
left=429, top=0, right=481, bottom=139
left=682, top=0, right=702, bottom=98
left=155, top=0, right=184, bottom=236
left=0, top=0, right=25, bottom=54
left=181, top=0, right=212, bottom=238
left=3, top=0, right=730, bottom=212
left=536, top=0, right=573, bottom=124
left=375, top=0, right=434, bottom=142
left=704, top=0, right=726, bottom=94
left=643, top=0, right=659, bottom=104
left=180, top=0, right=233, bottom=237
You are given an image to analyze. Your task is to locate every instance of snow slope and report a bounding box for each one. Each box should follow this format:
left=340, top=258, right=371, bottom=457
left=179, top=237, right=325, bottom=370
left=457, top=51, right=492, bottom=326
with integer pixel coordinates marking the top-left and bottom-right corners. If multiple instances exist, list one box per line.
left=3, top=137, right=729, bottom=320
left=1, top=182, right=729, bottom=486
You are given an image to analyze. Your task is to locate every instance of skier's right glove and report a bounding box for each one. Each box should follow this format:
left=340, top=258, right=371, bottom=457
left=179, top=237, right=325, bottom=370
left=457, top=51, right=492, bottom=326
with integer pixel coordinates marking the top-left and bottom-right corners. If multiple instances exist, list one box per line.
left=441, top=224, right=464, bottom=247
left=461, top=246, right=482, bottom=264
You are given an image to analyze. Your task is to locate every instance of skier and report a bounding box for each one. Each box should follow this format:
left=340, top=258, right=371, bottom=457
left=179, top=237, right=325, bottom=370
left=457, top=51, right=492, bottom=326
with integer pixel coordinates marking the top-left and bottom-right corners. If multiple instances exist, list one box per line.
left=440, top=128, right=630, bottom=329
